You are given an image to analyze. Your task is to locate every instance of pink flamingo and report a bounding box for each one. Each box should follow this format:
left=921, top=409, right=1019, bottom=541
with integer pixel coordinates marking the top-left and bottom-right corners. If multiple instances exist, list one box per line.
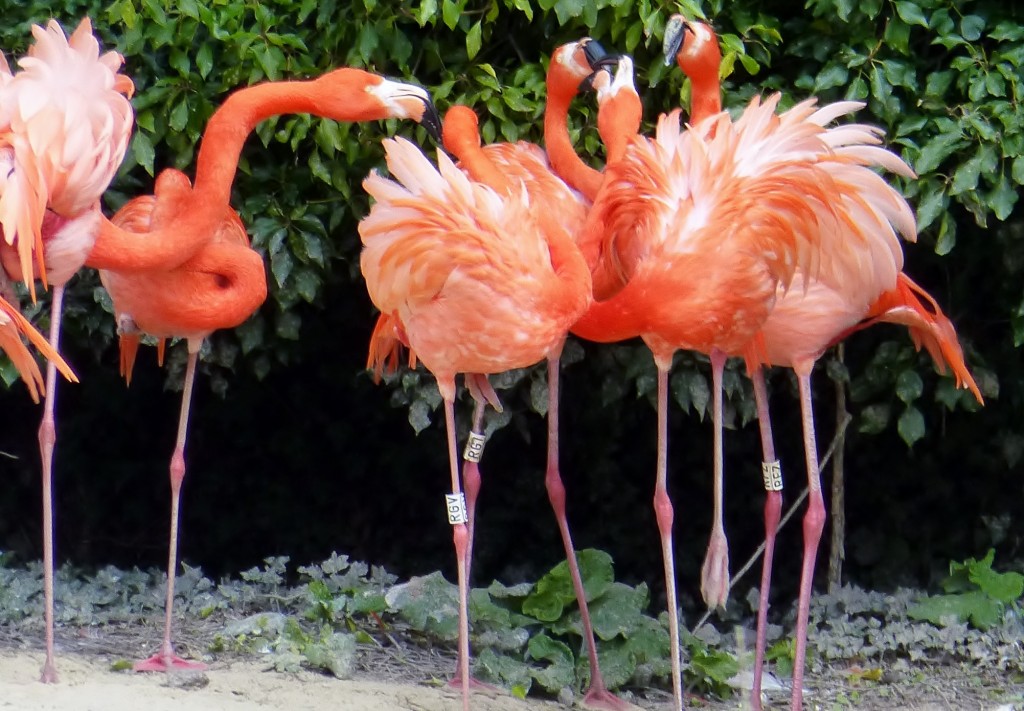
left=88, top=69, right=439, bottom=672
left=663, top=15, right=983, bottom=709
left=360, top=109, right=592, bottom=710
left=0, top=17, right=134, bottom=683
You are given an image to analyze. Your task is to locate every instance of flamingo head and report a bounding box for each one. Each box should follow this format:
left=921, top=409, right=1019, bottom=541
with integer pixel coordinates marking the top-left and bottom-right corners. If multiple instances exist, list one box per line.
left=663, top=14, right=721, bottom=81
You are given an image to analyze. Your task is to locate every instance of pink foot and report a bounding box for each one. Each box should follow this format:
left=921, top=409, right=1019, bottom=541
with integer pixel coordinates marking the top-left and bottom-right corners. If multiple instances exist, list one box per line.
left=582, top=686, right=636, bottom=711
left=39, top=661, right=58, bottom=684
left=134, top=652, right=207, bottom=672
left=700, top=529, right=730, bottom=609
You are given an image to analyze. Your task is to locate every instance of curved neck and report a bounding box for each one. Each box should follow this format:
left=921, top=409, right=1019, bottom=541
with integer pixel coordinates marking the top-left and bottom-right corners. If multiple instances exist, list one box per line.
left=442, top=109, right=513, bottom=193
left=193, top=79, right=324, bottom=205
left=544, top=79, right=603, bottom=201
left=599, top=92, right=642, bottom=164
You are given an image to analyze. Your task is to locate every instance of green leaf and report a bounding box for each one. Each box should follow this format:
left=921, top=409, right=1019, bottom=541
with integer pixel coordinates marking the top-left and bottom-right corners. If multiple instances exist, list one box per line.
left=814, top=63, right=848, bottom=92
left=387, top=571, right=459, bottom=640
left=441, top=0, right=460, bottom=30
left=894, top=1, right=928, bottom=28
left=196, top=43, right=213, bottom=79
left=915, top=131, right=963, bottom=174
left=895, top=370, right=923, bottom=403
left=552, top=0, right=587, bottom=25
left=897, top=406, right=925, bottom=446
left=466, top=21, right=482, bottom=60
left=858, top=403, right=890, bottom=434
left=960, top=15, right=985, bottom=42
left=169, top=100, right=189, bottom=132
left=416, top=0, right=438, bottom=26
left=908, top=590, right=1001, bottom=630
left=990, top=172, right=1018, bottom=221
left=916, top=185, right=948, bottom=232
left=526, top=634, right=575, bottom=693
left=935, top=212, right=957, bottom=255
left=522, top=549, right=614, bottom=622
left=969, top=557, right=1024, bottom=604
left=169, top=48, right=190, bottom=77
left=131, top=132, right=156, bottom=176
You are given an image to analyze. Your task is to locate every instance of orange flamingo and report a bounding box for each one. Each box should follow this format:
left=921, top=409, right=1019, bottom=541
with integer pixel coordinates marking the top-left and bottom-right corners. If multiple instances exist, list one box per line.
left=0, top=17, right=133, bottom=683
left=367, top=44, right=632, bottom=708
left=569, top=51, right=933, bottom=710
left=90, top=69, right=439, bottom=672
left=360, top=110, right=592, bottom=710
left=663, top=16, right=982, bottom=709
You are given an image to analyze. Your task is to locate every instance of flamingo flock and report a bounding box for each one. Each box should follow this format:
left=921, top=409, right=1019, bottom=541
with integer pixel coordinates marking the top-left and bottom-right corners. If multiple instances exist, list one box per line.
left=0, top=14, right=981, bottom=711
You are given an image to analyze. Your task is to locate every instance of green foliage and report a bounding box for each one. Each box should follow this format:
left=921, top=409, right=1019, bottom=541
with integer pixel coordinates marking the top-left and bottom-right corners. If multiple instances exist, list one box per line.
left=909, top=550, right=1024, bottom=630
left=681, top=630, right=739, bottom=698
left=387, top=549, right=672, bottom=697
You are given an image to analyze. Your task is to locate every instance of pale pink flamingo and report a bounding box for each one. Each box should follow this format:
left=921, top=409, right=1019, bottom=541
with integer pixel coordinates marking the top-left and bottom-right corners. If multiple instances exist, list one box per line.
left=360, top=111, right=592, bottom=710
left=0, top=17, right=133, bottom=683
left=662, top=16, right=983, bottom=709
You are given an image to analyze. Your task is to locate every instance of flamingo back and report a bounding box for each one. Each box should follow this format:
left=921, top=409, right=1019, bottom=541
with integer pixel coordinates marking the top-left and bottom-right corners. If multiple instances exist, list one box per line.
left=360, top=137, right=590, bottom=385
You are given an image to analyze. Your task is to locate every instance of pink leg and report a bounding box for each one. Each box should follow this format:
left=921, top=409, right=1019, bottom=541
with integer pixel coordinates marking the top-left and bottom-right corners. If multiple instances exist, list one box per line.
left=543, top=357, right=628, bottom=711
left=700, top=349, right=730, bottom=609
left=751, top=368, right=782, bottom=711
left=654, top=364, right=683, bottom=711
left=440, top=388, right=471, bottom=711
left=39, top=286, right=64, bottom=683
left=449, top=400, right=498, bottom=692
left=136, top=347, right=207, bottom=672
left=790, top=373, right=824, bottom=710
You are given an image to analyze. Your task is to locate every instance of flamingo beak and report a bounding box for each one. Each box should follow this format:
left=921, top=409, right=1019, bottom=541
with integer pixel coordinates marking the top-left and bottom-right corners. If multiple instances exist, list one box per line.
left=418, top=98, right=443, bottom=143
left=663, top=14, right=689, bottom=67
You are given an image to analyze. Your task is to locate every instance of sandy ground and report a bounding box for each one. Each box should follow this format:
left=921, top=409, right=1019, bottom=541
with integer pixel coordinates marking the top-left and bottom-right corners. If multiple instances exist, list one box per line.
left=3, top=648, right=1024, bottom=711
left=0, top=652, right=566, bottom=711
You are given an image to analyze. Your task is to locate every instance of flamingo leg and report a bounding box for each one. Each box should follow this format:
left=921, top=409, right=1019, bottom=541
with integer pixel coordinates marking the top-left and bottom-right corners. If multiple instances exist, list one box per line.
left=39, top=285, right=64, bottom=684
left=450, top=400, right=499, bottom=692
left=790, top=372, right=824, bottom=710
left=135, top=346, right=207, bottom=672
left=751, top=367, right=782, bottom=711
left=700, top=349, right=730, bottom=608
left=654, top=364, right=683, bottom=711
left=441, top=391, right=471, bottom=711
left=543, top=356, right=628, bottom=710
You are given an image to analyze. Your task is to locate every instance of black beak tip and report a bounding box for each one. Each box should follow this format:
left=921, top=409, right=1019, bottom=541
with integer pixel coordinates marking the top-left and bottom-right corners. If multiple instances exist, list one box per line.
left=420, top=100, right=442, bottom=142
left=582, top=39, right=609, bottom=68
left=663, top=15, right=687, bottom=66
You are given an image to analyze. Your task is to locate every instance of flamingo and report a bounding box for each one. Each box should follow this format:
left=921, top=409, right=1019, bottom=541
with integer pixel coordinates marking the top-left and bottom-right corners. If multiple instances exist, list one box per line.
left=663, top=16, right=982, bottom=709
left=568, top=51, right=934, bottom=711
left=359, top=108, right=592, bottom=710
left=366, top=44, right=633, bottom=708
left=0, top=17, right=134, bottom=683
left=89, top=68, right=440, bottom=672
